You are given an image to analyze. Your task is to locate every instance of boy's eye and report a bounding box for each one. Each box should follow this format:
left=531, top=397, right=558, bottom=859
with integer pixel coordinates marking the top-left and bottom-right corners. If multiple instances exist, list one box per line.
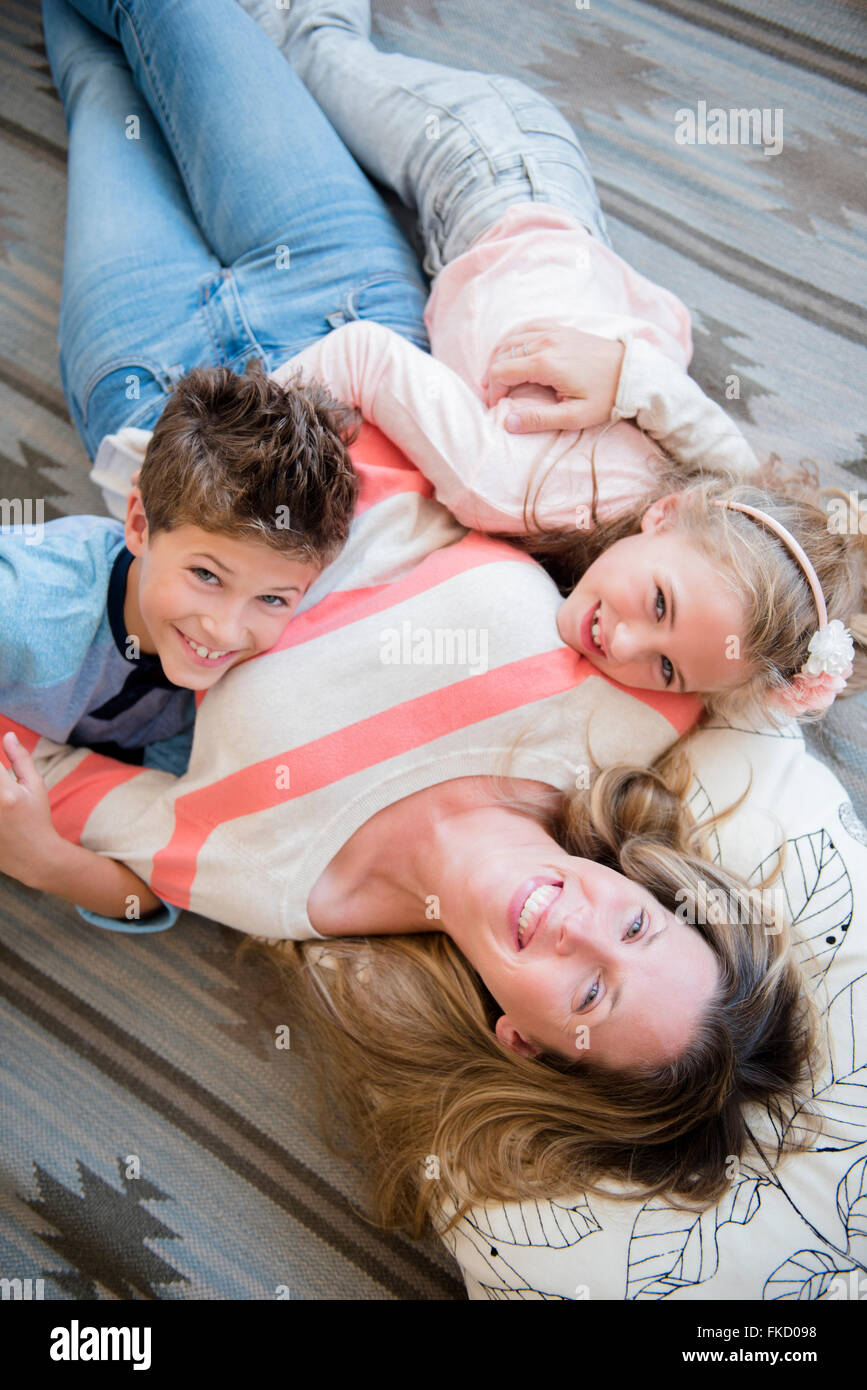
left=661, top=655, right=674, bottom=687
left=655, top=586, right=666, bottom=620
left=191, top=569, right=287, bottom=608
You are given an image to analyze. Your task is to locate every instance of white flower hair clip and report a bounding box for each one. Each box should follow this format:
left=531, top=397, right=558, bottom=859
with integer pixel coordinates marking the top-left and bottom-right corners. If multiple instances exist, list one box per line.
left=715, top=501, right=855, bottom=715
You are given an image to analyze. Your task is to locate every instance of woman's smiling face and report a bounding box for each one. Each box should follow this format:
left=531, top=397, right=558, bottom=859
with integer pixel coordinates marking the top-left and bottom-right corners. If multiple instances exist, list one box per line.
left=434, top=796, right=721, bottom=1067
left=557, top=495, right=752, bottom=696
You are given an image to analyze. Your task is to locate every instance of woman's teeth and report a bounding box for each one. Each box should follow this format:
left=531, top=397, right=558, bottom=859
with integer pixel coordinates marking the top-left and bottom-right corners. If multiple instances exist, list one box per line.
left=517, top=883, right=560, bottom=945
left=182, top=632, right=230, bottom=660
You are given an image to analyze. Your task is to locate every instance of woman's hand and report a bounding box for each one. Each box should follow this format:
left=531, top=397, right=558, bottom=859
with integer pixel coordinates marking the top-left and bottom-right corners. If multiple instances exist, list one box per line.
left=0, top=731, right=61, bottom=888
left=481, top=326, right=625, bottom=433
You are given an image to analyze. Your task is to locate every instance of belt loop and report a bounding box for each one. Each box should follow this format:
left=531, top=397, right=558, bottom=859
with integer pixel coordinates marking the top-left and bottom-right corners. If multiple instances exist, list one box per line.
left=522, top=151, right=543, bottom=199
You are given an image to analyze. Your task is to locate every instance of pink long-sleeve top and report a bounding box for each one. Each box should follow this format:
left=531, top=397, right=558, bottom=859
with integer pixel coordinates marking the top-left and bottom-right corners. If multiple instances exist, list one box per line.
left=92, top=203, right=757, bottom=536
left=280, top=204, right=756, bottom=532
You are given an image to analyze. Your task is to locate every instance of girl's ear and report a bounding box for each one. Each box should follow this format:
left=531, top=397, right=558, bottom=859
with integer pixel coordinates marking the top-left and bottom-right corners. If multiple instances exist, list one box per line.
left=640, top=491, right=683, bottom=534
left=495, top=1015, right=543, bottom=1059
left=124, top=486, right=149, bottom=557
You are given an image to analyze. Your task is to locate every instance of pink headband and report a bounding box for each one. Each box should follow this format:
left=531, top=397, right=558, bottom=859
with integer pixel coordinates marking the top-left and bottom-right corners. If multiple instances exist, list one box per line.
left=715, top=500, right=855, bottom=715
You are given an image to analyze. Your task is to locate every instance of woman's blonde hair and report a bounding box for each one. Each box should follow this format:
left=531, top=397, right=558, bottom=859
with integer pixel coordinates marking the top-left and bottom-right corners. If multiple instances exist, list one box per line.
left=500, top=450, right=867, bottom=724
left=252, top=754, right=824, bottom=1236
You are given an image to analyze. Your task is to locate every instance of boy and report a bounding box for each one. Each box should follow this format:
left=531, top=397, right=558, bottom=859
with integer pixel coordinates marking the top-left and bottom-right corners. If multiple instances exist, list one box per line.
left=0, top=361, right=358, bottom=932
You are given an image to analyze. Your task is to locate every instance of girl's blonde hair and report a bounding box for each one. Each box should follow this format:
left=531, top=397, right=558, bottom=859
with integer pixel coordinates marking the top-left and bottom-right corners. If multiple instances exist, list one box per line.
left=500, top=450, right=867, bottom=723
left=252, top=754, right=824, bottom=1236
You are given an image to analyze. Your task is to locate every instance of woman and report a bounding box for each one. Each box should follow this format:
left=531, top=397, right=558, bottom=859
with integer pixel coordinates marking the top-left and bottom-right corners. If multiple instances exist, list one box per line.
left=271, top=758, right=819, bottom=1227
left=17, top=0, right=821, bottom=1211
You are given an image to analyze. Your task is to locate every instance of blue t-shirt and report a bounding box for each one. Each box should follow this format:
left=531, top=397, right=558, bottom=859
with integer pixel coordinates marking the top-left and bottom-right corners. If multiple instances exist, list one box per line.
left=0, top=514, right=195, bottom=752
left=0, top=514, right=194, bottom=933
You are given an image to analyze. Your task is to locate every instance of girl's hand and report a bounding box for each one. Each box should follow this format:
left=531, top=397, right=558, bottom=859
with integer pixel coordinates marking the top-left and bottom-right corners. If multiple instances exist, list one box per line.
left=481, top=326, right=625, bottom=433
left=0, top=731, right=61, bottom=888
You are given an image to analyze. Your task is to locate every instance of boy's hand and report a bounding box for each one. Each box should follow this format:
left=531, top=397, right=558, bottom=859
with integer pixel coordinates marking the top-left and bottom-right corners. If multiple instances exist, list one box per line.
left=0, top=731, right=61, bottom=888
left=481, top=325, right=625, bottom=432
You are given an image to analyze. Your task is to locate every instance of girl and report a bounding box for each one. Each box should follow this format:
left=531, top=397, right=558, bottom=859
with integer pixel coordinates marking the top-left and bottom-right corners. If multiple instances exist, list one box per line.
left=213, top=0, right=866, bottom=725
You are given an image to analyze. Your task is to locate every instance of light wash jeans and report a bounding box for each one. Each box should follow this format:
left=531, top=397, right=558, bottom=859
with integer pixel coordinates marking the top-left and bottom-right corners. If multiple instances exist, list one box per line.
left=43, top=0, right=432, bottom=458
left=46, top=0, right=611, bottom=461
left=261, top=0, right=611, bottom=277
left=41, top=0, right=610, bottom=932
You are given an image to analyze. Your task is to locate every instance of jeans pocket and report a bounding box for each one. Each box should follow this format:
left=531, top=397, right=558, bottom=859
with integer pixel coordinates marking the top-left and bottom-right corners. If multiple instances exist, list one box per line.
left=334, top=272, right=430, bottom=353
left=429, top=144, right=487, bottom=222
left=487, top=75, right=586, bottom=153
left=78, top=358, right=176, bottom=457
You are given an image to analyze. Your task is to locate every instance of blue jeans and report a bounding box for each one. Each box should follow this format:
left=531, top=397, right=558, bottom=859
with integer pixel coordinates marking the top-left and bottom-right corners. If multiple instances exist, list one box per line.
left=263, top=0, right=611, bottom=277
left=46, top=0, right=611, bottom=462
left=43, top=0, right=432, bottom=458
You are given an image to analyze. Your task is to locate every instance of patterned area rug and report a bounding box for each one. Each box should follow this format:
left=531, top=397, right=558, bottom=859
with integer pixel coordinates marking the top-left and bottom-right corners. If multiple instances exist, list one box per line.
left=0, top=0, right=865, bottom=1299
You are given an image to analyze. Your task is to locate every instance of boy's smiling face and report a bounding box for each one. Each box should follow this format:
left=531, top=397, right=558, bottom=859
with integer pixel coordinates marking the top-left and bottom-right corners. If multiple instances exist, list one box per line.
left=123, top=489, right=320, bottom=690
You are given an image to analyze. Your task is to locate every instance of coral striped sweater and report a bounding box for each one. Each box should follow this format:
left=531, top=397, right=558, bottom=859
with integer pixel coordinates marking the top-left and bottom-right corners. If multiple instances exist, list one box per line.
left=4, top=426, right=700, bottom=939
left=6, top=202, right=749, bottom=938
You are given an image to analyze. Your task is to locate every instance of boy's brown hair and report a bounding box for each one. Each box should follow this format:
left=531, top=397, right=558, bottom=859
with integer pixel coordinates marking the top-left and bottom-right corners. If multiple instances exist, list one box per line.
left=137, top=359, right=360, bottom=569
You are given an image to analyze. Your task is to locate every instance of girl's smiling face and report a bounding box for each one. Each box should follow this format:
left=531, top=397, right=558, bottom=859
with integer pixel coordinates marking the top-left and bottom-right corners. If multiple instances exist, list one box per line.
left=557, top=495, right=752, bottom=695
